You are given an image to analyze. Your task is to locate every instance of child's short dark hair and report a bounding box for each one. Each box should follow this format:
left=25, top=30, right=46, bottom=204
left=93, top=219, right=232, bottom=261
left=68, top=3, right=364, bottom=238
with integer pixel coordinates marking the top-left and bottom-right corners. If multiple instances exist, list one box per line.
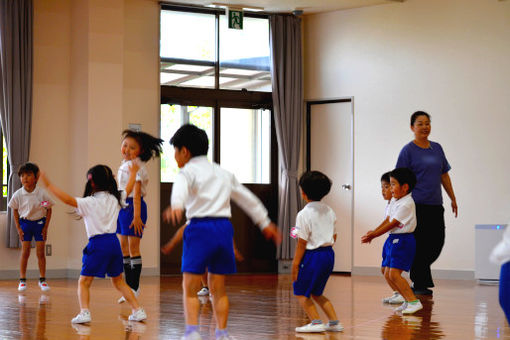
left=410, top=111, right=430, bottom=126
left=122, top=129, right=164, bottom=162
left=390, top=168, right=417, bottom=192
left=18, top=162, right=39, bottom=177
left=170, top=124, right=208, bottom=157
left=381, top=171, right=391, bottom=183
left=299, top=171, right=332, bottom=201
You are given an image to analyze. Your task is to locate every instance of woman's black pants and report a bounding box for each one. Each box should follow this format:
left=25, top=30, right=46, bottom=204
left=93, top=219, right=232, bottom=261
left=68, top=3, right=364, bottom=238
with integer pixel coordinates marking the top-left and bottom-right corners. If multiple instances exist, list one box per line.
left=410, top=204, right=445, bottom=289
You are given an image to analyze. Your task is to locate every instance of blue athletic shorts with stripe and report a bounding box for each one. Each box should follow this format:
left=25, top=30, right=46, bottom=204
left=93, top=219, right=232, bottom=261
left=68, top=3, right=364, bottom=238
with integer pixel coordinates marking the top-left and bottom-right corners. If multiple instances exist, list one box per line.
left=293, top=246, right=334, bottom=298
left=381, top=233, right=416, bottom=272
left=20, top=217, right=46, bottom=242
left=116, top=197, right=147, bottom=238
left=182, top=217, right=236, bottom=275
left=81, top=233, right=124, bottom=278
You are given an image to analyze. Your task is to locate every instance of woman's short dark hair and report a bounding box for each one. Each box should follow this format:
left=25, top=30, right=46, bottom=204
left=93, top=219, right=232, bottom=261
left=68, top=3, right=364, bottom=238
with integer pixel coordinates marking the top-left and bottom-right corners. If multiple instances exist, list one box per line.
left=122, top=130, right=163, bottom=162
left=299, top=171, right=332, bottom=201
left=18, top=162, right=39, bottom=177
left=410, top=111, right=431, bottom=126
left=381, top=171, right=391, bottom=183
left=170, top=124, right=209, bottom=157
left=390, top=168, right=417, bottom=192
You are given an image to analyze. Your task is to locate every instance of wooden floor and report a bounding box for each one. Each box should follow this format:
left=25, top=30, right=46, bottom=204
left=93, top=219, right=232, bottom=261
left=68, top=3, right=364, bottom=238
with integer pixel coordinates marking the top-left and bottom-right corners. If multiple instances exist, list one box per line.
left=0, top=274, right=508, bottom=339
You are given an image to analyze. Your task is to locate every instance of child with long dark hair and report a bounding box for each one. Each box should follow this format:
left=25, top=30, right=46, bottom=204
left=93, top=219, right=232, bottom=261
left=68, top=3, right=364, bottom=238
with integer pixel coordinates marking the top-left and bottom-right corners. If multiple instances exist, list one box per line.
left=40, top=164, right=147, bottom=324
left=117, top=129, right=163, bottom=303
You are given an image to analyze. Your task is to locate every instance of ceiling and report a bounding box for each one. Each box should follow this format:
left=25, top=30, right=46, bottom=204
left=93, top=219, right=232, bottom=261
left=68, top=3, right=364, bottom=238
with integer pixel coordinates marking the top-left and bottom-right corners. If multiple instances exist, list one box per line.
left=162, top=0, right=404, bottom=14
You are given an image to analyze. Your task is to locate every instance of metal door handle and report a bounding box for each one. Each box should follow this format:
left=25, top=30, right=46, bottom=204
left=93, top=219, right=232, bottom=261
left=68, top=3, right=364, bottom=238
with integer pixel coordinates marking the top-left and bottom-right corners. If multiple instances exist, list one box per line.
left=342, top=184, right=351, bottom=191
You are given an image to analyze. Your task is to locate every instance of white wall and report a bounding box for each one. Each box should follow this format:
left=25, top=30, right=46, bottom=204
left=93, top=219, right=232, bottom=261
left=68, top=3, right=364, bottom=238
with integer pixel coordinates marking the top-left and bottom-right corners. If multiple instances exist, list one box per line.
left=303, top=0, right=510, bottom=276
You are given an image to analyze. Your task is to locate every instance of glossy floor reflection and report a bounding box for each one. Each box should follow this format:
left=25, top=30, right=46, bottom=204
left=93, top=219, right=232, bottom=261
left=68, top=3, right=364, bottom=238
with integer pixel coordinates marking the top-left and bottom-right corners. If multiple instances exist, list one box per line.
left=0, top=275, right=508, bottom=339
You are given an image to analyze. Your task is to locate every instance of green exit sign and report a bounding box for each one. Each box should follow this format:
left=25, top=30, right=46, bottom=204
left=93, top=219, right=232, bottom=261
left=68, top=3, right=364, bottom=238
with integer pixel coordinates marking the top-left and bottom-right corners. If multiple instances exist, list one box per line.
left=228, top=8, right=243, bottom=30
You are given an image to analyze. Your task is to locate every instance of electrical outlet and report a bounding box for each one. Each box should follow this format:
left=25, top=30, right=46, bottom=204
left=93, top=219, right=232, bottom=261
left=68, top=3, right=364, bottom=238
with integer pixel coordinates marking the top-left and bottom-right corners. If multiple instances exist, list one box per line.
left=45, top=244, right=52, bottom=256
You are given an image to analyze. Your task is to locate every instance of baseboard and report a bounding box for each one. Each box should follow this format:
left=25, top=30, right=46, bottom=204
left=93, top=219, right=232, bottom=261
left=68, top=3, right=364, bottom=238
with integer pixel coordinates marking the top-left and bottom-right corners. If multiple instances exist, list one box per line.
left=278, top=260, right=292, bottom=274
left=0, top=267, right=160, bottom=280
left=352, top=266, right=474, bottom=280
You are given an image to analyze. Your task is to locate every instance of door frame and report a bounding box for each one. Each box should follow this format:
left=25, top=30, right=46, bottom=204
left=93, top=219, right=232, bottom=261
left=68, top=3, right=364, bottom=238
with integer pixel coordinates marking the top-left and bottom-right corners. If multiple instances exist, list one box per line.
left=305, top=97, right=354, bottom=273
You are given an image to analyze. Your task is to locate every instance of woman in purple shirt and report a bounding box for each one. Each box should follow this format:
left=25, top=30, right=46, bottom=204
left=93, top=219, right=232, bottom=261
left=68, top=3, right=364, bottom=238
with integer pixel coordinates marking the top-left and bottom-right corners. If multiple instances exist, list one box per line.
left=396, top=111, right=458, bottom=295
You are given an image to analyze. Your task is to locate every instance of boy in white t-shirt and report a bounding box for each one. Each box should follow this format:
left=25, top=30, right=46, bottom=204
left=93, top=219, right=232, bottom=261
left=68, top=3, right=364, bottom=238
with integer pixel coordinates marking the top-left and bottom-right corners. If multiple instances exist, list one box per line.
left=8, top=163, right=55, bottom=292
left=362, top=168, right=423, bottom=314
left=292, top=171, right=343, bottom=333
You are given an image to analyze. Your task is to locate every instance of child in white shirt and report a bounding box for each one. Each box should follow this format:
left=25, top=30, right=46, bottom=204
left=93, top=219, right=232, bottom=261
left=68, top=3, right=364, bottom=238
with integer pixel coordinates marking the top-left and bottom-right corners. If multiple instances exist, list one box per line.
left=40, top=164, right=147, bottom=324
left=292, top=171, right=343, bottom=333
left=362, top=168, right=423, bottom=314
left=8, top=162, right=54, bottom=292
left=162, top=124, right=281, bottom=340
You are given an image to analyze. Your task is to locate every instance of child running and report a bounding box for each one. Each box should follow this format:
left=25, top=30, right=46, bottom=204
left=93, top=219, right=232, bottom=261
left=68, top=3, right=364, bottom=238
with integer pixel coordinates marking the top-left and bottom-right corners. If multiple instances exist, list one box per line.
left=362, top=168, right=423, bottom=314
left=162, top=124, right=281, bottom=340
left=292, top=171, right=343, bottom=333
left=117, top=129, right=163, bottom=303
left=8, top=162, right=54, bottom=292
left=40, top=164, right=147, bottom=324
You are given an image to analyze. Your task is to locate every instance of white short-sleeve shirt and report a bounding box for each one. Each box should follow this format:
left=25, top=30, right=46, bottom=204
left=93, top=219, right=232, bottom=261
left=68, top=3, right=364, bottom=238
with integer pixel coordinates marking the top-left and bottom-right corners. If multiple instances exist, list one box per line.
left=117, top=158, right=148, bottom=197
left=75, top=191, right=126, bottom=239
left=295, top=201, right=337, bottom=250
left=389, top=193, right=416, bottom=234
left=171, top=156, right=271, bottom=230
left=8, top=186, right=55, bottom=220
left=491, top=225, right=510, bottom=265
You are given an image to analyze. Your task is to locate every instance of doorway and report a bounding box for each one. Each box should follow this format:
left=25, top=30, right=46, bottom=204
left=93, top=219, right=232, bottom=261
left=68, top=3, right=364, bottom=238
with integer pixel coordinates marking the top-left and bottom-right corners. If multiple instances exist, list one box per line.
left=306, top=98, right=354, bottom=273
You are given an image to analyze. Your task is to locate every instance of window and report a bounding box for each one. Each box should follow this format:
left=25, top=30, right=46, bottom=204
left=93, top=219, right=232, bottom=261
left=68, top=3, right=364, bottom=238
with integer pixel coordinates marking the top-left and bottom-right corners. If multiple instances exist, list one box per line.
left=160, top=7, right=271, bottom=92
left=220, top=108, right=271, bottom=183
left=160, top=104, right=213, bottom=182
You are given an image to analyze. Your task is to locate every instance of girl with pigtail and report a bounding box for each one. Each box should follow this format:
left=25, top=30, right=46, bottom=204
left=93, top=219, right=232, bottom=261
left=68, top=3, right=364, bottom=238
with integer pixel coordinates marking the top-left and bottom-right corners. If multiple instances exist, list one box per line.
left=40, top=164, right=147, bottom=324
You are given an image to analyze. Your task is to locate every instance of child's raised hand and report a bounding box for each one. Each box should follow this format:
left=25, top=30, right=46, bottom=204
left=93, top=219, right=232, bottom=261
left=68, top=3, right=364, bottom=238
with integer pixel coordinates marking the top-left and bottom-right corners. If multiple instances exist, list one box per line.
left=162, top=206, right=184, bottom=227
left=262, top=222, right=282, bottom=245
left=128, top=160, right=140, bottom=175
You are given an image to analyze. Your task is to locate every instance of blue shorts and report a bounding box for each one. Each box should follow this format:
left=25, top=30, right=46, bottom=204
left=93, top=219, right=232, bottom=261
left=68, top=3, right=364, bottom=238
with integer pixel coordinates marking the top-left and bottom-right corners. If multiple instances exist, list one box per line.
left=20, top=218, right=46, bottom=242
left=381, top=233, right=416, bottom=271
left=81, top=233, right=124, bottom=278
left=293, top=246, right=334, bottom=298
left=182, top=217, right=236, bottom=275
left=117, top=197, right=147, bottom=238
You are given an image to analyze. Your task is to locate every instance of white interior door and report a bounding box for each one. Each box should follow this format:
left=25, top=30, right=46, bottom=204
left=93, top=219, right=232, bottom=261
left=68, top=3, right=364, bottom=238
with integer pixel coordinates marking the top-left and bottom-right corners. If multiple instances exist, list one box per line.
left=309, top=99, right=353, bottom=272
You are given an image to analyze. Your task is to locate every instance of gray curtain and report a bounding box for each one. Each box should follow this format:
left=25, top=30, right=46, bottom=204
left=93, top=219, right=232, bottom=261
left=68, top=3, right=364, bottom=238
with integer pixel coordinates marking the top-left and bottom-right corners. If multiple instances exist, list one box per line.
left=0, top=0, right=33, bottom=248
left=269, top=15, right=303, bottom=260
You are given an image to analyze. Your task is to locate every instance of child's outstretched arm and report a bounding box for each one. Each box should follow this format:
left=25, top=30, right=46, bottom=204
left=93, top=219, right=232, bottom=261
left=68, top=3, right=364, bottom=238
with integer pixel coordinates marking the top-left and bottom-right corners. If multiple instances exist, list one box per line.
left=291, top=238, right=307, bottom=282
left=161, top=224, right=185, bottom=255
left=39, top=171, right=77, bottom=207
left=361, top=217, right=400, bottom=244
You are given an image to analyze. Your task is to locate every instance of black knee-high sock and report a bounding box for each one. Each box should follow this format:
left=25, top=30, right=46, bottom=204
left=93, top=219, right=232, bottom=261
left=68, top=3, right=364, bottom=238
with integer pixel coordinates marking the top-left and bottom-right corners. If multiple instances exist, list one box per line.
left=123, top=256, right=132, bottom=288
left=131, top=256, right=142, bottom=291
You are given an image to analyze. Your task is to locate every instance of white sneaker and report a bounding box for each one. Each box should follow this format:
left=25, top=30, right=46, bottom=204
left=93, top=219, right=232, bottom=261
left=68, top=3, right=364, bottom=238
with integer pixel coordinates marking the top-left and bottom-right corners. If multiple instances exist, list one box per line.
left=382, top=292, right=404, bottom=304
left=394, top=302, right=408, bottom=312
left=71, top=310, right=91, bottom=324
left=128, top=307, right=147, bottom=322
left=181, top=331, right=202, bottom=340
left=38, top=281, right=50, bottom=292
left=402, top=301, right=423, bottom=314
left=325, top=322, right=344, bottom=332
left=118, top=288, right=139, bottom=304
left=18, top=281, right=27, bottom=292
left=197, top=287, right=209, bottom=296
left=295, top=322, right=326, bottom=333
